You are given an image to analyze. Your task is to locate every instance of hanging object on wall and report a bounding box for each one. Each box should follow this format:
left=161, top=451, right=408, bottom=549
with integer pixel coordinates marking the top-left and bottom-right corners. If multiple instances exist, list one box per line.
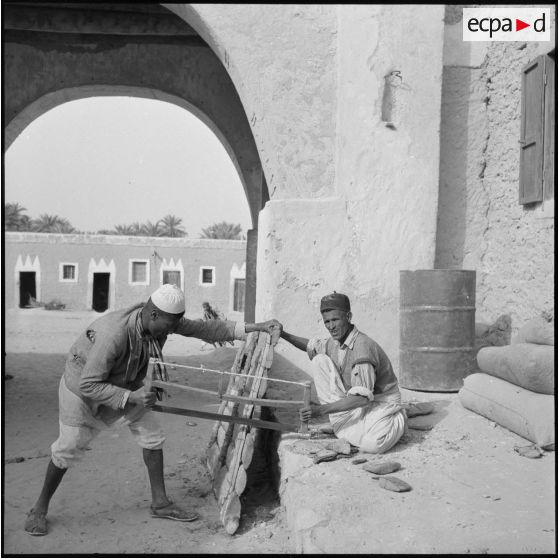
left=381, top=70, right=410, bottom=130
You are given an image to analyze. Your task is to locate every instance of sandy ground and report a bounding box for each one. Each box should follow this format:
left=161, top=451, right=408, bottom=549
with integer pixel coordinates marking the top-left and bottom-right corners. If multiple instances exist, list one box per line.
left=2, top=309, right=292, bottom=554
left=277, top=390, right=556, bottom=554
left=2, top=308, right=555, bottom=554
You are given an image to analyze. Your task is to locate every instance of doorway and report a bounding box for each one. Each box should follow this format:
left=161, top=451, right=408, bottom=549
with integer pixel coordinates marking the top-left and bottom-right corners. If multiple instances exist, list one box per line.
left=163, top=270, right=182, bottom=288
left=19, top=271, right=36, bottom=308
left=92, top=273, right=110, bottom=312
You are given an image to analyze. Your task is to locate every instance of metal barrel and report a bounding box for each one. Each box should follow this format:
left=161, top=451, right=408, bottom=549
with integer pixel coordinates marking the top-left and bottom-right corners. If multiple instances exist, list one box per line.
left=399, top=270, right=476, bottom=392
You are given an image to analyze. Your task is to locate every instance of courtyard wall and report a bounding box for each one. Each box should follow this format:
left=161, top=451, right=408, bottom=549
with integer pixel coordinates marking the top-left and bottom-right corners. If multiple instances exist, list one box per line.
left=437, top=6, right=555, bottom=335
left=4, top=232, right=246, bottom=321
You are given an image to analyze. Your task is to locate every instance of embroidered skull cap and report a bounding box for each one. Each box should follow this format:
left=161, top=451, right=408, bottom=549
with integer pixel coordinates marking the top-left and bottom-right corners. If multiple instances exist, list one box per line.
left=320, top=291, right=351, bottom=313
left=150, top=284, right=186, bottom=314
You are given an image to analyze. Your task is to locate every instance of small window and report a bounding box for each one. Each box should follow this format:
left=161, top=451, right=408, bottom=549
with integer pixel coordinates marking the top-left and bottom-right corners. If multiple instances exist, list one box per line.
left=59, top=263, right=78, bottom=282
left=233, top=278, right=245, bottom=312
left=200, top=266, right=215, bottom=286
left=519, top=52, right=554, bottom=204
left=129, top=260, right=150, bottom=285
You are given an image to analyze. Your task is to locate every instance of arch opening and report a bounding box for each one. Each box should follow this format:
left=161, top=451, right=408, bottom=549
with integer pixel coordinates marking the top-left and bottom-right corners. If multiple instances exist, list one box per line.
left=5, top=94, right=253, bottom=319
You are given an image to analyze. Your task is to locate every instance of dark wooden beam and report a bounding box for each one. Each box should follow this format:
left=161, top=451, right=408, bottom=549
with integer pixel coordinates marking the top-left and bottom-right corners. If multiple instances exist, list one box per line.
left=151, top=405, right=300, bottom=433
left=3, top=29, right=208, bottom=48
left=2, top=4, right=197, bottom=36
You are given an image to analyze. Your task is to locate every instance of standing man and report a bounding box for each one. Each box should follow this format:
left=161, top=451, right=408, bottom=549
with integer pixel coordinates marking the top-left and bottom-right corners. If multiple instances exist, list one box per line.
left=24, top=284, right=282, bottom=536
left=279, top=292, right=407, bottom=453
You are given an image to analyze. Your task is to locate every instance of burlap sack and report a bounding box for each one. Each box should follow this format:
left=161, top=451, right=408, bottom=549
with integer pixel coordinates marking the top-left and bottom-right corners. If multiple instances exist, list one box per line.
left=476, top=343, right=554, bottom=395
left=459, top=373, right=554, bottom=448
left=514, top=318, right=554, bottom=346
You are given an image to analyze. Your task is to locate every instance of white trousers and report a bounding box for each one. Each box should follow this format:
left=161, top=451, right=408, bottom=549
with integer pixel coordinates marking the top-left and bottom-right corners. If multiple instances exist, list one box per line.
left=311, top=354, right=407, bottom=454
left=51, top=377, right=165, bottom=469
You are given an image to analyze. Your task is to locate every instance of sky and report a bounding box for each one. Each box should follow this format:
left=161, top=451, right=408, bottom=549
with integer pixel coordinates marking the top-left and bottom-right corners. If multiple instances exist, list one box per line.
left=4, top=97, right=252, bottom=238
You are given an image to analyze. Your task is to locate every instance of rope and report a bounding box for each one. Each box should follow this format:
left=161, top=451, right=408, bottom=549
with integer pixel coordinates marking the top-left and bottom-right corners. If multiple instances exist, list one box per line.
left=150, top=358, right=308, bottom=388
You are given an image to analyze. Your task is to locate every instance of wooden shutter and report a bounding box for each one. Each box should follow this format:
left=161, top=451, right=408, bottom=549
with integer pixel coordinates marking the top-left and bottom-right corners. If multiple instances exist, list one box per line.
left=543, top=55, right=554, bottom=201
left=519, top=56, right=545, bottom=204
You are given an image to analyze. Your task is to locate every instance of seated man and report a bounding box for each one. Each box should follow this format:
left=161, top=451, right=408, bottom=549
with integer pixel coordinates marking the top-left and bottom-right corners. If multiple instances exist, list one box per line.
left=25, top=283, right=281, bottom=536
left=280, top=292, right=406, bottom=453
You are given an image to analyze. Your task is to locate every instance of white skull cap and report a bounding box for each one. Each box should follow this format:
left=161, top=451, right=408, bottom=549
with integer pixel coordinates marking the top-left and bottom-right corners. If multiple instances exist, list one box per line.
left=150, top=284, right=185, bottom=314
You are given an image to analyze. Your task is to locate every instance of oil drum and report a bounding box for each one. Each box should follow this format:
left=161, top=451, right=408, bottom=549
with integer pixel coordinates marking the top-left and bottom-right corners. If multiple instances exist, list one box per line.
left=399, top=269, right=476, bottom=392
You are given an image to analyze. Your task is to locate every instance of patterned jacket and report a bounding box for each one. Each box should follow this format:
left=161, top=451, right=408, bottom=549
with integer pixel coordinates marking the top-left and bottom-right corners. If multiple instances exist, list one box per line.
left=63, top=303, right=243, bottom=417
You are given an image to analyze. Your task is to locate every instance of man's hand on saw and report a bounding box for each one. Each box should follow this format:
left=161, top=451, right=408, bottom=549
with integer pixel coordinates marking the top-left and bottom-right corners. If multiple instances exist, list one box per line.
left=299, top=403, right=323, bottom=421
left=249, top=319, right=283, bottom=344
left=129, top=387, right=157, bottom=408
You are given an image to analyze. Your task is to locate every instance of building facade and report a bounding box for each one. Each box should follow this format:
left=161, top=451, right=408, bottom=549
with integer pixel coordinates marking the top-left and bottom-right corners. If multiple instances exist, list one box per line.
left=4, top=232, right=246, bottom=320
left=2, top=4, right=554, bottom=375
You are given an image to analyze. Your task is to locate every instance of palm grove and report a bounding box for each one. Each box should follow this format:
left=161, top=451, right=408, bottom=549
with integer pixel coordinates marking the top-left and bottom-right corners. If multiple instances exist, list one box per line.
left=4, top=203, right=244, bottom=239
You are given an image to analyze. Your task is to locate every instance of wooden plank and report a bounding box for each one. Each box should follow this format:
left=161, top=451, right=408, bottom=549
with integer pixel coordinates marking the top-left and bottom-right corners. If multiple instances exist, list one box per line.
left=214, top=465, right=230, bottom=505
left=204, top=332, right=283, bottom=535
left=221, top=394, right=304, bottom=408
left=152, top=380, right=304, bottom=408
left=208, top=338, right=246, bottom=444
left=206, top=444, right=221, bottom=479
left=207, top=334, right=258, bottom=491
left=257, top=376, right=269, bottom=398
left=151, top=405, right=298, bottom=432
left=235, top=467, right=247, bottom=495
left=216, top=423, right=227, bottom=448
left=226, top=338, right=269, bottom=477
left=216, top=466, right=232, bottom=506
left=221, top=493, right=241, bottom=535
left=206, top=338, right=255, bottom=469
left=241, top=430, right=255, bottom=467
left=151, top=379, right=217, bottom=397
left=216, top=334, right=271, bottom=529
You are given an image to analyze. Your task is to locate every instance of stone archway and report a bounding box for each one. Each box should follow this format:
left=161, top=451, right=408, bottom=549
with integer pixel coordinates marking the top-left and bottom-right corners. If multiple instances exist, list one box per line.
left=3, top=2, right=267, bottom=320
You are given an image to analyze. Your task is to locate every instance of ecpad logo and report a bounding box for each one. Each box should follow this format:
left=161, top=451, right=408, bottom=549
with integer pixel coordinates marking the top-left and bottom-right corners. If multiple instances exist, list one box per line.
left=463, top=8, right=551, bottom=42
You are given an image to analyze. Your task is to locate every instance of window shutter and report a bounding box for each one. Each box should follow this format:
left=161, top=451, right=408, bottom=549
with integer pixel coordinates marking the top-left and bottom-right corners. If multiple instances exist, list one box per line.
left=519, top=56, right=545, bottom=204
left=543, top=55, right=554, bottom=201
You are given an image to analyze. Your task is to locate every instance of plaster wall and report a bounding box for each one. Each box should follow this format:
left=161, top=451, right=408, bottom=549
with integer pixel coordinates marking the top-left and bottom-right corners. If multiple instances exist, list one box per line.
left=165, top=4, right=338, bottom=201
left=168, top=5, right=445, bottom=374
left=257, top=6, right=445, bottom=373
left=436, top=7, right=555, bottom=336
left=5, top=233, right=246, bottom=320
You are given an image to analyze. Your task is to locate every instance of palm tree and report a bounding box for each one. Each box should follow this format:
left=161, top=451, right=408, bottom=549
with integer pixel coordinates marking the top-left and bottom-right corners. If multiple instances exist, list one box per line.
left=160, top=214, right=186, bottom=238
left=31, top=214, right=75, bottom=233
left=112, top=224, right=138, bottom=235
left=141, top=220, right=163, bottom=237
left=50, top=217, right=76, bottom=234
left=5, top=202, right=31, bottom=231
left=130, top=222, right=143, bottom=235
left=200, top=221, right=243, bottom=240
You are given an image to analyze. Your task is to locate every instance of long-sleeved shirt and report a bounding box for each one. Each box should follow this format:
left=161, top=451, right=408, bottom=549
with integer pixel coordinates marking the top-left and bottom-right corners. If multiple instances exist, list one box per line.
left=63, top=303, right=246, bottom=421
left=306, top=325, right=399, bottom=402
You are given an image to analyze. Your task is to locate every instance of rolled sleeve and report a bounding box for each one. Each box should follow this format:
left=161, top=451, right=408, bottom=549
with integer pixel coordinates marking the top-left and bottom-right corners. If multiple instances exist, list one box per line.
left=350, top=362, right=376, bottom=401
left=306, top=337, right=328, bottom=361
left=235, top=321, right=247, bottom=340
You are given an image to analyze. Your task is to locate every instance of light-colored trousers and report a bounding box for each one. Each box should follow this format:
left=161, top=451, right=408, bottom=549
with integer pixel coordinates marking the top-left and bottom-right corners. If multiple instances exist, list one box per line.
left=311, top=354, right=407, bottom=454
left=51, top=376, right=165, bottom=469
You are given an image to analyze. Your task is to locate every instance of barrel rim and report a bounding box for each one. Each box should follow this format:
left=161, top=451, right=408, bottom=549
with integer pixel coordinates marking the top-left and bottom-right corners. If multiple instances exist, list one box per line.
left=399, top=269, right=476, bottom=273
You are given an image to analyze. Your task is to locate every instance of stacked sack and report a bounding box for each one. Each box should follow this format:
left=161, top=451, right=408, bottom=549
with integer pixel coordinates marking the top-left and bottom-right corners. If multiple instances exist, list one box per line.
left=459, top=316, right=554, bottom=449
